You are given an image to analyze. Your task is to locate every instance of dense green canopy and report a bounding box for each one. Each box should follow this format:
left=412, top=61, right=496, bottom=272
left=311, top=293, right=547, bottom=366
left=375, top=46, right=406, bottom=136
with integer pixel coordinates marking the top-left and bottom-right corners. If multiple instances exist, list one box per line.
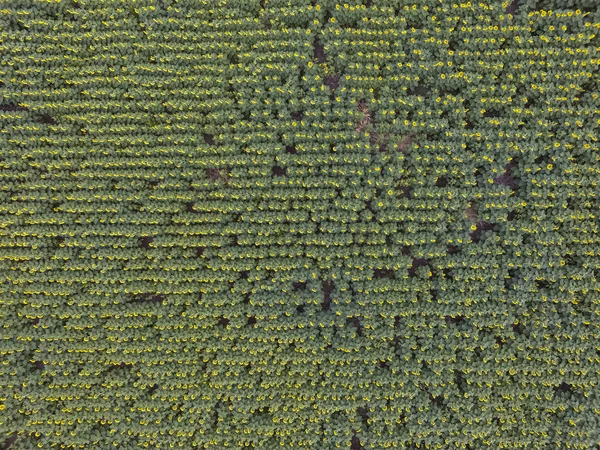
left=0, top=0, right=599, bottom=449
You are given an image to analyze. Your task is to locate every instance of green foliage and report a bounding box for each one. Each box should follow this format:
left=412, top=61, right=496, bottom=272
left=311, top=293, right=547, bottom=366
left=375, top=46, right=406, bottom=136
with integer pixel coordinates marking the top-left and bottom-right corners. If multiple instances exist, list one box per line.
left=0, top=1, right=599, bottom=449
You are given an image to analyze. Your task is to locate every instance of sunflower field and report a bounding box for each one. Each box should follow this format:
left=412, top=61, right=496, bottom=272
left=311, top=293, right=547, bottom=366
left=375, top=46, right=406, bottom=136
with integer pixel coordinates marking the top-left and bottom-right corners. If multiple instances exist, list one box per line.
left=0, top=0, right=599, bottom=449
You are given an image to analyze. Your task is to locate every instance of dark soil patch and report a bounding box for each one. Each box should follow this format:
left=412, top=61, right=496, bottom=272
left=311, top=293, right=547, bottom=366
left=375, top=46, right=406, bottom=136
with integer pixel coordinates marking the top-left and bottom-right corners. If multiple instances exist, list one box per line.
left=351, top=434, right=362, bottom=450
left=454, top=370, right=466, bottom=395
left=445, top=314, right=464, bottom=324
left=412, top=258, right=429, bottom=268
left=139, top=236, right=154, bottom=249
left=407, top=82, right=429, bottom=97
left=535, top=279, right=550, bottom=290
left=38, top=113, right=57, bottom=125
left=203, top=133, right=215, bottom=145
left=430, top=393, right=444, bottom=407
left=271, top=166, right=286, bottom=177
left=0, top=104, right=28, bottom=112
left=469, top=221, right=496, bottom=243
left=398, top=186, right=412, bottom=199
left=506, top=0, right=519, bottom=15
left=408, top=258, right=429, bottom=277
left=466, top=202, right=478, bottom=222
left=110, top=362, right=133, bottom=370
left=396, top=135, right=413, bottom=153
left=323, top=74, right=340, bottom=91
left=1, top=435, right=18, bottom=450
left=373, top=268, right=395, bottom=279
left=347, top=317, right=362, bottom=336
left=494, top=172, right=517, bottom=188
left=321, top=280, right=334, bottom=311
left=364, top=200, right=377, bottom=222
left=494, top=160, right=518, bottom=189
left=435, top=176, right=448, bottom=187
left=357, top=407, right=369, bottom=424
left=483, top=109, right=502, bottom=118
left=293, top=281, right=307, bottom=291
left=285, top=145, right=297, bottom=154
left=206, top=168, right=223, bottom=181
left=313, top=37, right=327, bottom=63
left=355, top=100, right=372, bottom=134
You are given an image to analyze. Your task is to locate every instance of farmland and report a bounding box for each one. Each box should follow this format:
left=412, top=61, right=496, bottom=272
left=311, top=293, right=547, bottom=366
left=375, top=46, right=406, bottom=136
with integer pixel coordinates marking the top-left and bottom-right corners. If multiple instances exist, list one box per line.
left=0, top=0, right=599, bottom=449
